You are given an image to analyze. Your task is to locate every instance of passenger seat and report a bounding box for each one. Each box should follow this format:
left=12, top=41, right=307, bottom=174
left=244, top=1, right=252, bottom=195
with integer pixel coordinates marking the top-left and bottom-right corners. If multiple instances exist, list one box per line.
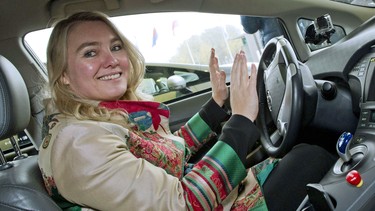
left=0, top=55, right=61, bottom=210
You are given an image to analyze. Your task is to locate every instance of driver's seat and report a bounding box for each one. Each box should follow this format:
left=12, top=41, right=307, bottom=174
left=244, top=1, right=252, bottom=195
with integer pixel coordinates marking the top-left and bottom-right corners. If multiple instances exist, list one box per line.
left=0, top=55, right=61, bottom=210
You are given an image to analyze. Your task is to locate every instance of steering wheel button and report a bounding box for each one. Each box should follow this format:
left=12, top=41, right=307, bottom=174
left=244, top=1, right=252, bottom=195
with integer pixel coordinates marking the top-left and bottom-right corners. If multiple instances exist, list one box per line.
left=346, top=170, right=363, bottom=187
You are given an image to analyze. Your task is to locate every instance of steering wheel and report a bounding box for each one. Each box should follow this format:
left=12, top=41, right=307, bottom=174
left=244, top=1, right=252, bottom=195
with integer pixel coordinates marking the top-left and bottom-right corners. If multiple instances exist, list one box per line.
left=256, top=37, right=304, bottom=158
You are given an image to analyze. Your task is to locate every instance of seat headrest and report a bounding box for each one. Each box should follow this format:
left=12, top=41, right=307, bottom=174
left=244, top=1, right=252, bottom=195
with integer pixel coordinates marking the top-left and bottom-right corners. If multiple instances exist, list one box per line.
left=0, top=55, right=30, bottom=140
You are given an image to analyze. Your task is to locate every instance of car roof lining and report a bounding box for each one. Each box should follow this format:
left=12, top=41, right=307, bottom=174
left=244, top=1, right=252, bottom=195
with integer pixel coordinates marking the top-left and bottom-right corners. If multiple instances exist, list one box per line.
left=0, top=0, right=374, bottom=68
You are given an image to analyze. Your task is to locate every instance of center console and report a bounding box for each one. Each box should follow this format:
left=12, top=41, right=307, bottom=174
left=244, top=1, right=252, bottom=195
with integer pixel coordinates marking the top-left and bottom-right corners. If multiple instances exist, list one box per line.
left=299, top=101, right=375, bottom=210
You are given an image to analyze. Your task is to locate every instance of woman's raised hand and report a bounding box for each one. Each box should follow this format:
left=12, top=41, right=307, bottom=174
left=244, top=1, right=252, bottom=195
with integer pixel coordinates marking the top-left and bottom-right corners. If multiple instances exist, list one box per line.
left=230, top=51, right=258, bottom=122
left=209, top=48, right=228, bottom=107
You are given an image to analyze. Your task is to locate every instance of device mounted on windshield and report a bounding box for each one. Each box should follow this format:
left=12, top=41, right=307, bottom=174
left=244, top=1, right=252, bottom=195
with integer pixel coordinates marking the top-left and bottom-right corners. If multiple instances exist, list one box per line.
left=305, top=14, right=336, bottom=45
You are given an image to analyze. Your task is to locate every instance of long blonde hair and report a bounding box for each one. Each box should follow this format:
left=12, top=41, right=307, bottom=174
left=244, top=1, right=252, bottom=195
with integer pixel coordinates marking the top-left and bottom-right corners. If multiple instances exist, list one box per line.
left=46, top=11, right=147, bottom=125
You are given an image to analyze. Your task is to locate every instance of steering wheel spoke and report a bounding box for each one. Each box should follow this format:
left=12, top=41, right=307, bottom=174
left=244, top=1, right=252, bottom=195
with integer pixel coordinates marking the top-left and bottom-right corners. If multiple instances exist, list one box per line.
left=257, top=37, right=304, bottom=157
left=276, top=63, right=298, bottom=131
left=270, top=130, right=282, bottom=146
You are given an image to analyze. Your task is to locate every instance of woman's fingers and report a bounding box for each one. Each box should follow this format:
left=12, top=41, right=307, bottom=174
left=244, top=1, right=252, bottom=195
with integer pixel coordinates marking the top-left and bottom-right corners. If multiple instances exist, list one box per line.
left=230, top=53, right=241, bottom=86
left=230, top=51, right=259, bottom=121
left=249, top=63, right=257, bottom=88
left=209, top=48, right=221, bottom=83
left=209, top=48, right=228, bottom=107
left=209, top=48, right=218, bottom=73
left=240, top=51, right=247, bottom=85
left=248, top=64, right=259, bottom=121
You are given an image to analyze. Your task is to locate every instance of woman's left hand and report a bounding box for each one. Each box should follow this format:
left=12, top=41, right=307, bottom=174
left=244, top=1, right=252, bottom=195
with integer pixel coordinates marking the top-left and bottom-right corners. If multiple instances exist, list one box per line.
left=209, top=48, right=228, bottom=107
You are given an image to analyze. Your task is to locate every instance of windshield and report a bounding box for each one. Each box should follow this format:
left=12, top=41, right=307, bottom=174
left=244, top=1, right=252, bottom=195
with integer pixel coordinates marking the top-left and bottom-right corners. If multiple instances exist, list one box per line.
left=26, top=12, right=253, bottom=66
left=24, top=12, right=287, bottom=102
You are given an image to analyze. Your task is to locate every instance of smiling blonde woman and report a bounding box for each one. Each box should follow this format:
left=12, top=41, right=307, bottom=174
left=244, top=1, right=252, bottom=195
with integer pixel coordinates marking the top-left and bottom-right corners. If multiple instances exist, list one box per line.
left=38, top=11, right=335, bottom=211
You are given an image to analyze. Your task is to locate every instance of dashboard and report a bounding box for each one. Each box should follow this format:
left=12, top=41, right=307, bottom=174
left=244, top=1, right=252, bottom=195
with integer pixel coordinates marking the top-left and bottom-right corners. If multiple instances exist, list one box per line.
left=299, top=16, right=375, bottom=210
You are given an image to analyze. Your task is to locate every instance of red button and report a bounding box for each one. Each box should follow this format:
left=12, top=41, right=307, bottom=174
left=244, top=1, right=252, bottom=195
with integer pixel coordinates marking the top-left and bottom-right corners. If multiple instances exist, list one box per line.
left=346, top=170, right=363, bottom=187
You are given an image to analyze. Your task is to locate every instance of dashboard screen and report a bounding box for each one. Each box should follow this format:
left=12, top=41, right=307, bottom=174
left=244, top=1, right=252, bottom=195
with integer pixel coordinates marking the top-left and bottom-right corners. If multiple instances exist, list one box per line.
left=370, top=110, right=375, bottom=123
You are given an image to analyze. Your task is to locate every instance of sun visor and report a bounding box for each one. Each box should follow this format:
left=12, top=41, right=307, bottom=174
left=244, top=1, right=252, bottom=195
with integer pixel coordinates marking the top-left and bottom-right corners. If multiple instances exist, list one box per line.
left=48, top=0, right=120, bottom=26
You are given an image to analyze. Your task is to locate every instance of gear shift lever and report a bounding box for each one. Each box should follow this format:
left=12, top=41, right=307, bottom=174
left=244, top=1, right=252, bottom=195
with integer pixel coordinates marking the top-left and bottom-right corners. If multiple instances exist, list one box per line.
left=336, top=132, right=353, bottom=162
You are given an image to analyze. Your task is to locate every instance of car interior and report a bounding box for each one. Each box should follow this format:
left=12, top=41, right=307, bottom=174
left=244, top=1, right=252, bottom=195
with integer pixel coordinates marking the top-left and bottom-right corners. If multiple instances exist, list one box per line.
left=0, top=55, right=61, bottom=210
left=1, top=0, right=375, bottom=210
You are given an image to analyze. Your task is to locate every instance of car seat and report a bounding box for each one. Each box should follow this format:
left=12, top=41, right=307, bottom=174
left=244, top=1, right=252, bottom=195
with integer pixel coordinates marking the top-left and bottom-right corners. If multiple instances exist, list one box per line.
left=0, top=55, right=61, bottom=210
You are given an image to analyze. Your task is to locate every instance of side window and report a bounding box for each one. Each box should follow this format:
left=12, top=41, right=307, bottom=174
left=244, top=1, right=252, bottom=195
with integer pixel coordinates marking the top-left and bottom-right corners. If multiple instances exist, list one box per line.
left=139, top=65, right=211, bottom=102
